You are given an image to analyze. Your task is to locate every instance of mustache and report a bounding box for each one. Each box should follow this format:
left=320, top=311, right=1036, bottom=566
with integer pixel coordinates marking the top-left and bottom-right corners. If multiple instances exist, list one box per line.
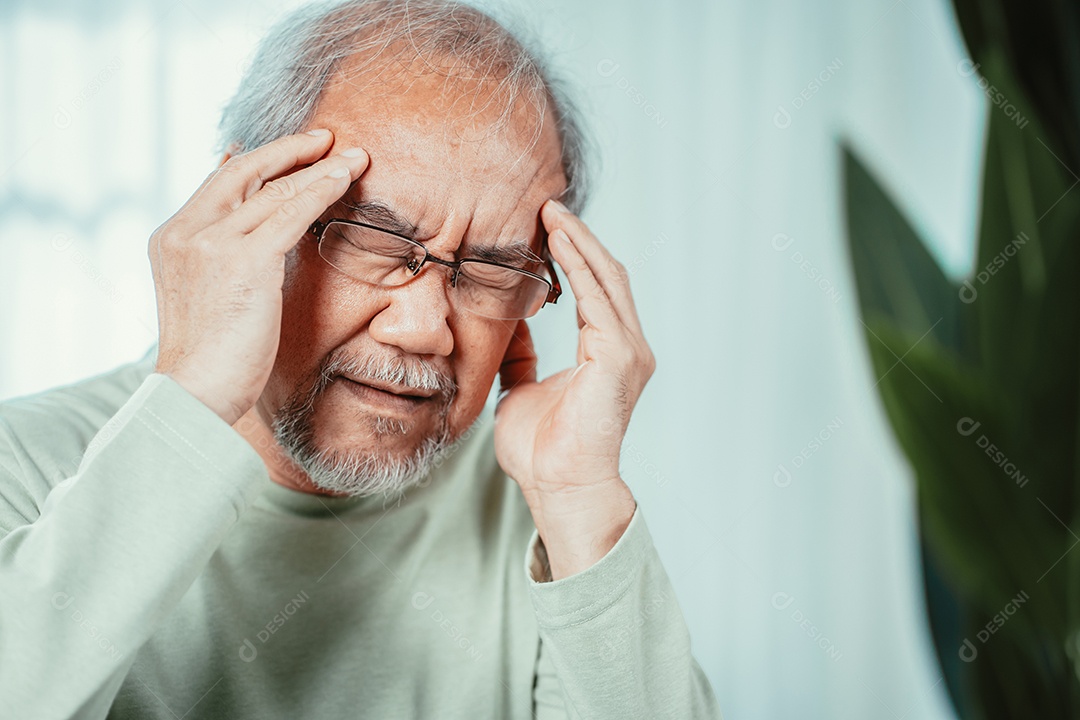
left=318, top=349, right=457, bottom=401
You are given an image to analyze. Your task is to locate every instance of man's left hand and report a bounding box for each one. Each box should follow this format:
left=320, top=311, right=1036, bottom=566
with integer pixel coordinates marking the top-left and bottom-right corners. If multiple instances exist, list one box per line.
left=494, top=200, right=655, bottom=580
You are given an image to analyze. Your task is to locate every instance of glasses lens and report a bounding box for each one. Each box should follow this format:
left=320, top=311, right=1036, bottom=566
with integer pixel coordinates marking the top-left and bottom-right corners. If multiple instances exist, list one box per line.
left=457, top=261, right=551, bottom=320
left=318, top=221, right=424, bottom=286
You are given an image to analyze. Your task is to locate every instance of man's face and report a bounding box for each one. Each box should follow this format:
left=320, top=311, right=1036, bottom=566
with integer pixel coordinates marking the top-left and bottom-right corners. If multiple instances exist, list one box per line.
left=256, top=61, right=567, bottom=495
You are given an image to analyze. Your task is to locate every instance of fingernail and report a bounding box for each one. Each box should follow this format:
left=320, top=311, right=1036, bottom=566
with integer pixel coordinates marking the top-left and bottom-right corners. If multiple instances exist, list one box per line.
left=328, top=166, right=350, bottom=178
left=552, top=228, right=571, bottom=245
left=306, top=128, right=330, bottom=137
left=549, top=199, right=569, bottom=213
left=340, top=147, right=365, bottom=158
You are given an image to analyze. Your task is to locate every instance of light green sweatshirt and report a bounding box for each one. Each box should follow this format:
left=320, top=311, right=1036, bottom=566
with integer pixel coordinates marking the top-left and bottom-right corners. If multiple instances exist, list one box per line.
left=0, top=348, right=722, bottom=719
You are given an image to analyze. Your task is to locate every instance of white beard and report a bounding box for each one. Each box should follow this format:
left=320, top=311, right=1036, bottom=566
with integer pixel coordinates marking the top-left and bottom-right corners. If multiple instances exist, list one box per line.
left=272, top=350, right=458, bottom=500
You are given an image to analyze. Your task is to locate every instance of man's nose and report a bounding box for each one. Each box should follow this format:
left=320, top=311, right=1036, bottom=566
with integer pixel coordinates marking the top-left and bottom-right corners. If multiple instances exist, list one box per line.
left=367, top=268, right=455, bottom=357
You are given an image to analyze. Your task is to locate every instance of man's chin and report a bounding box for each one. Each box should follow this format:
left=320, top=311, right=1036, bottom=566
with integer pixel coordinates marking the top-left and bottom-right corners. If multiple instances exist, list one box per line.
left=308, top=418, right=436, bottom=460
left=271, top=385, right=454, bottom=499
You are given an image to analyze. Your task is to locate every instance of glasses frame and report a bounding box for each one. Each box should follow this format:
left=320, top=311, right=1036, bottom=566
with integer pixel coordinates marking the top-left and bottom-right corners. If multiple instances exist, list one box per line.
left=307, top=218, right=562, bottom=312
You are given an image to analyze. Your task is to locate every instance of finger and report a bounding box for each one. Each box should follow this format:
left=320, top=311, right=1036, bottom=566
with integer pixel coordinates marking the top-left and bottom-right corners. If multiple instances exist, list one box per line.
left=174, top=129, right=337, bottom=231
left=547, top=228, right=622, bottom=332
left=212, top=129, right=342, bottom=204
left=216, top=147, right=368, bottom=235
left=184, top=140, right=245, bottom=199
left=498, top=319, right=538, bottom=396
left=246, top=160, right=364, bottom=254
left=541, top=200, right=643, bottom=335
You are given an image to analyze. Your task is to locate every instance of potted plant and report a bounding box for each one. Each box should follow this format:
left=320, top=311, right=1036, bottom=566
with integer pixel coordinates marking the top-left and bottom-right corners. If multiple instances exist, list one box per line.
left=843, top=1, right=1080, bottom=716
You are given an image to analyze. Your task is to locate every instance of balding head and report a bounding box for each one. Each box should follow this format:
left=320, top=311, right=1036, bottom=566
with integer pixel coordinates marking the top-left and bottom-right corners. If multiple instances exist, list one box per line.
left=218, top=0, right=591, bottom=212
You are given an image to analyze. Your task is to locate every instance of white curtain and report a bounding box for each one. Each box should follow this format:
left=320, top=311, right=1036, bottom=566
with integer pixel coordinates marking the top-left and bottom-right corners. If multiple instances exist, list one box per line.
left=1, top=0, right=987, bottom=717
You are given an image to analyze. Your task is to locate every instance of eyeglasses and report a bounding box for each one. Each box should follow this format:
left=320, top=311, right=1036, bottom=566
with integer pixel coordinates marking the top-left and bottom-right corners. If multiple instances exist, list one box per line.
left=307, top=218, right=561, bottom=320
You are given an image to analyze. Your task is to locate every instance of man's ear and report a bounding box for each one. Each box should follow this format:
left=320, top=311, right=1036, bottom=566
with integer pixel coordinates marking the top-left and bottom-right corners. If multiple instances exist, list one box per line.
left=497, top=320, right=538, bottom=398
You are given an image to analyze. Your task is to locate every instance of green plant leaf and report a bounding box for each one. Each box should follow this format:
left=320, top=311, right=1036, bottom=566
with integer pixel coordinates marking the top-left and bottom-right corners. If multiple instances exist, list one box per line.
left=842, top=6, right=1080, bottom=717
left=865, top=321, right=1073, bottom=717
left=950, top=0, right=1080, bottom=172
left=841, top=144, right=973, bottom=366
left=864, top=322, right=1061, bottom=616
left=967, top=51, right=1080, bottom=524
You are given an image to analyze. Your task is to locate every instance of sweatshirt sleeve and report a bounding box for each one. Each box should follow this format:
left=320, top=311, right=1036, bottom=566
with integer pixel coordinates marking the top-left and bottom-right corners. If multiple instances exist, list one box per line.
left=527, top=507, right=723, bottom=720
left=0, top=373, right=267, bottom=720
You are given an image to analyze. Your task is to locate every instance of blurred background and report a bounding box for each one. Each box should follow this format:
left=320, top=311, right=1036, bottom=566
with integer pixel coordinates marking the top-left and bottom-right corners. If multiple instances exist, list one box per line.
left=0, top=0, right=992, bottom=717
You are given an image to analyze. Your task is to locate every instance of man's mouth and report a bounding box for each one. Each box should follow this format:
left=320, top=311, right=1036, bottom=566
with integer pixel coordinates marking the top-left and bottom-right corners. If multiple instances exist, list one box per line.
left=336, top=375, right=436, bottom=413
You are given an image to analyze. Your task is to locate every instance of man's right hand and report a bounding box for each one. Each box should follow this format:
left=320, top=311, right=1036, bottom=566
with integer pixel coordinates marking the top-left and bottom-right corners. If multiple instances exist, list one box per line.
left=149, top=129, right=368, bottom=425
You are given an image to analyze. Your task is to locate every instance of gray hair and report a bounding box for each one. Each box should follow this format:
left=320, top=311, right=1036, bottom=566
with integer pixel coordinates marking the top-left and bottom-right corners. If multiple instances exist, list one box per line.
left=217, top=0, right=592, bottom=213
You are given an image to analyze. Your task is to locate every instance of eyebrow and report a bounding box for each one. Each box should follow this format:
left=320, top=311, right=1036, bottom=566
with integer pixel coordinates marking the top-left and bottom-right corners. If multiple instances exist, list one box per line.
left=468, top=240, right=543, bottom=267
left=339, top=199, right=418, bottom=237
left=339, top=198, right=543, bottom=267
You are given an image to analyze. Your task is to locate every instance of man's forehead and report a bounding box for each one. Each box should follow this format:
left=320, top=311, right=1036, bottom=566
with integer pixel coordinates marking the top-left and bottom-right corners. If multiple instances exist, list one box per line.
left=334, top=187, right=548, bottom=259
left=319, top=102, right=562, bottom=183
left=314, top=53, right=565, bottom=181
left=312, top=64, right=566, bottom=248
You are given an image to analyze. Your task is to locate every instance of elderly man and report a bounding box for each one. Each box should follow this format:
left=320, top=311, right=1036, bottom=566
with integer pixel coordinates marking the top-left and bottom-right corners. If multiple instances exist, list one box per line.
left=0, top=1, right=721, bottom=718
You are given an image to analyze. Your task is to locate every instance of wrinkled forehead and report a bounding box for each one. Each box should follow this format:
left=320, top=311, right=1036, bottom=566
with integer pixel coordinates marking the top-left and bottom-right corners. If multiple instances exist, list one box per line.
left=324, top=48, right=565, bottom=171
left=309, top=52, right=567, bottom=244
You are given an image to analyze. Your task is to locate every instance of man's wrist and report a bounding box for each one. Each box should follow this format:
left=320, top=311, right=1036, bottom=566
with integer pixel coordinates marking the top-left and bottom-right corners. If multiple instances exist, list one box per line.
left=159, top=367, right=244, bottom=426
left=523, top=477, right=637, bottom=581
